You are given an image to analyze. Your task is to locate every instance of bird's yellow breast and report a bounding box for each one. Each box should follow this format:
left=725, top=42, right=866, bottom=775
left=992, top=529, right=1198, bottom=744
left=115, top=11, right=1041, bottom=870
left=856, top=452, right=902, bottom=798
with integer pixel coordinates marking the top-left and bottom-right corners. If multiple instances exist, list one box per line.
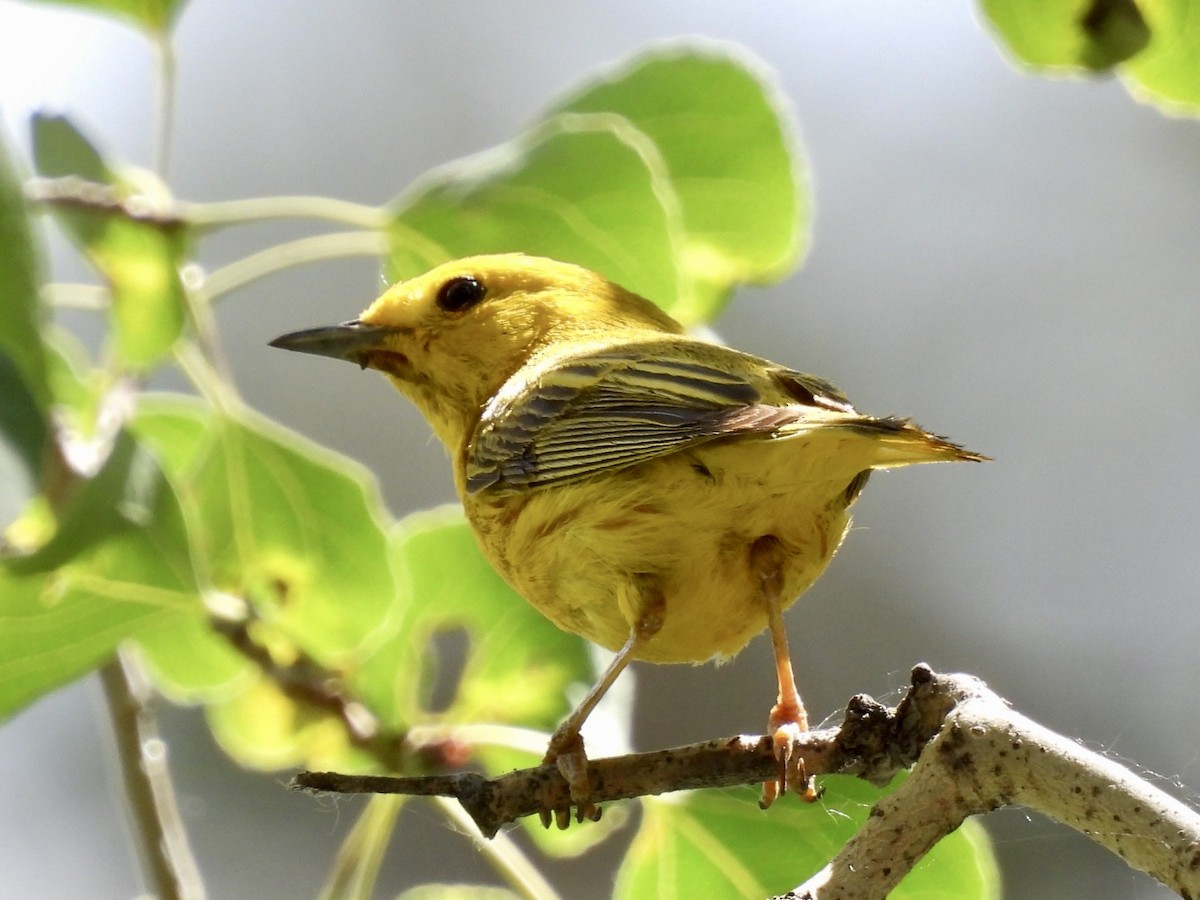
left=463, top=427, right=872, bottom=664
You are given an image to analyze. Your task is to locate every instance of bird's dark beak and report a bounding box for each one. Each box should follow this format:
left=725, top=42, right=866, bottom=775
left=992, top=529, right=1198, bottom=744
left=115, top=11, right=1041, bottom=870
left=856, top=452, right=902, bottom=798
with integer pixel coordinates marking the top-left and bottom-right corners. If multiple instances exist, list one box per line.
left=268, top=320, right=390, bottom=367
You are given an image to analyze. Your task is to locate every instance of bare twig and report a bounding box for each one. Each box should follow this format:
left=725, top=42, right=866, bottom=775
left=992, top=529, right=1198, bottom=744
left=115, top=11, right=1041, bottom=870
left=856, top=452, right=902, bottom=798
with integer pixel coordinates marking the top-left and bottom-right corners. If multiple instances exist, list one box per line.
left=292, top=683, right=929, bottom=837
left=100, top=653, right=205, bottom=900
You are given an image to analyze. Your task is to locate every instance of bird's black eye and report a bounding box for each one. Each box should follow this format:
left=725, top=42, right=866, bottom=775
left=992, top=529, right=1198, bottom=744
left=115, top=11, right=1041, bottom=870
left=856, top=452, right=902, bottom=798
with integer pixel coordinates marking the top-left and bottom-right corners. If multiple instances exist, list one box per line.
left=436, top=276, right=486, bottom=313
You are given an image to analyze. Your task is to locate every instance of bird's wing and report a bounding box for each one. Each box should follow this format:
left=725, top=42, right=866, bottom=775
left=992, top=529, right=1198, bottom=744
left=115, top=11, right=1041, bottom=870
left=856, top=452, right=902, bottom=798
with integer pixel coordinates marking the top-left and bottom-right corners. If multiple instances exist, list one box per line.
left=465, top=338, right=855, bottom=492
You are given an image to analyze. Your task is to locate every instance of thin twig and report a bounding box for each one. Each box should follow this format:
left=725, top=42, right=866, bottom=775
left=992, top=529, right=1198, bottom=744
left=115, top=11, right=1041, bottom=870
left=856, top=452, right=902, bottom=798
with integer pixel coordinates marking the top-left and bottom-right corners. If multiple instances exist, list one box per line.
left=100, top=652, right=205, bottom=900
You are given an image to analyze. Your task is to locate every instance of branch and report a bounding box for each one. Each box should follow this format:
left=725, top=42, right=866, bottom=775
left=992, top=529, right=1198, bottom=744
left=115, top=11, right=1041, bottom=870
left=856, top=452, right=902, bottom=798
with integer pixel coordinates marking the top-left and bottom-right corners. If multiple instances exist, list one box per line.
left=789, top=669, right=1200, bottom=900
left=291, top=668, right=952, bottom=837
left=100, top=653, right=205, bottom=900
left=292, top=665, right=1200, bottom=898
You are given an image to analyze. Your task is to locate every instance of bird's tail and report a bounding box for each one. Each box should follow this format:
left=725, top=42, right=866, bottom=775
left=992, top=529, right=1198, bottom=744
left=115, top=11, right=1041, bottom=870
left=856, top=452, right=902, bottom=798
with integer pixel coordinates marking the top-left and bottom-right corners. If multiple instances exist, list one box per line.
left=843, top=415, right=988, bottom=467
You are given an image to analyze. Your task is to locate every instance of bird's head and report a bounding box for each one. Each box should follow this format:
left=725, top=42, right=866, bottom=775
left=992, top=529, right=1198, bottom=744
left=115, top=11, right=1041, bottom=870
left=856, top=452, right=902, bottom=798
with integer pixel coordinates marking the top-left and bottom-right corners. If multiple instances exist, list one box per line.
left=270, top=253, right=681, bottom=450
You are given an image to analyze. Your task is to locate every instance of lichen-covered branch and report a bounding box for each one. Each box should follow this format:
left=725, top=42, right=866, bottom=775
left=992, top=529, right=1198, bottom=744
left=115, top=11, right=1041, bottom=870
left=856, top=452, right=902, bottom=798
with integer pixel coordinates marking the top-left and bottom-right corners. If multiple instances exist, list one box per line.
left=790, top=670, right=1200, bottom=899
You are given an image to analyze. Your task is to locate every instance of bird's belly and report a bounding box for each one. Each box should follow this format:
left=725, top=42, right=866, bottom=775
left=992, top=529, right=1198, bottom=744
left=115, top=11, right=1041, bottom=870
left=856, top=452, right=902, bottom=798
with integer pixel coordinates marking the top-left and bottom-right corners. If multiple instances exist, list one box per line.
left=464, top=437, right=862, bottom=665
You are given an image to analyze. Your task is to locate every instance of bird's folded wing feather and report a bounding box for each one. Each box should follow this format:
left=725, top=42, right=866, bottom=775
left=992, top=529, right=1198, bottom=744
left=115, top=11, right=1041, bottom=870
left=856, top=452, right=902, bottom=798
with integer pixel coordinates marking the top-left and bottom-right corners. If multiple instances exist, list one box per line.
left=465, top=338, right=857, bottom=492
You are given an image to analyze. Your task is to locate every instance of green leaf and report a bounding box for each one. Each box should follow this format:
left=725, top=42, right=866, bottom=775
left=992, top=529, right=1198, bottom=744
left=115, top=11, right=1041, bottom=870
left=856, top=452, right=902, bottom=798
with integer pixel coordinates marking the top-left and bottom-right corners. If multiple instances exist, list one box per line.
left=32, top=113, right=187, bottom=370
left=353, top=506, right=594, bottom=732
left=16, top=0, right=190, bottom=35
left=980, top=0, right=1200, bottom=116
left=349, top=507, right=628, bottom=856
left=615, top=779, right=999, bottom=899
left=387, top=42, right=808, bottom=326
left=388, top=120, right=685, bottom=322
left=138, top=396, right=397, bottom=666
left=205, top=671, right=378, bottom=773
left=980, top=0, right=1150, bottom=71
left=0, top=125, right=50, bottom=498
left=551, top=39, right=809, bottom=322
left=1121, top=0, right=1200, bottom=113
left=132, top=609, right=250, bottom=703
left=134, top=396, right=399, bottom=770
left=0, top=431, right=201, bottom=720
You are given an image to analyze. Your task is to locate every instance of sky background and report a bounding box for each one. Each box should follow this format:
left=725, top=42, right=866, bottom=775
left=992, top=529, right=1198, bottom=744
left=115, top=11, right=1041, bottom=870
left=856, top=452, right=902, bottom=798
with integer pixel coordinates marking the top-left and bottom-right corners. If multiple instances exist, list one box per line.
left=1, top=2, right=1198, bottom=898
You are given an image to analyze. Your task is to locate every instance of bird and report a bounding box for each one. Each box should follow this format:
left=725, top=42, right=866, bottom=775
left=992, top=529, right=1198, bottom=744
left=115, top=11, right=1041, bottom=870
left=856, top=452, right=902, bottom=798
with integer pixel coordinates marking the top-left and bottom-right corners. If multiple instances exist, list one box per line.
left=270, top=253, right=984, bottom=825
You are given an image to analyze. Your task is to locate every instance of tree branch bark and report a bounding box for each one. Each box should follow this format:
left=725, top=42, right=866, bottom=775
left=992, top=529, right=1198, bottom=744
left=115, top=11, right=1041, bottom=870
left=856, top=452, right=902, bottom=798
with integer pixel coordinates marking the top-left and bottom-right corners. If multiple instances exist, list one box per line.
left=292, top=665, right=1200, bottom=898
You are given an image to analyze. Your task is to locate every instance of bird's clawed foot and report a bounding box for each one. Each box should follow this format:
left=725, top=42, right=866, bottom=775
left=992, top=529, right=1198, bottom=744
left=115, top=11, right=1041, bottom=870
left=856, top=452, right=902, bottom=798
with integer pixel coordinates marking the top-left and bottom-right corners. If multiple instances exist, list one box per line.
left=759, top=697, right=821, bottom=809
left=539, top=728, right=602, bottom=828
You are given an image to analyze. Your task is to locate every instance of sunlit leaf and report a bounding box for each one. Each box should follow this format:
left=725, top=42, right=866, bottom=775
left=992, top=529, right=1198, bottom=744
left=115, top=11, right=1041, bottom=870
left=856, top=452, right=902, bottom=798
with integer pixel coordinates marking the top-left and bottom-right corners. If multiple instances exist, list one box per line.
left=0, top=431, right=201, bottom=720
left=981, top=0, right=1149, bottom=70
left=135, top=396, right=399, bottom=769
left=387, top=43, right=808, bottom=326
left=981, top=0, right=1200, bottom=115
left=32, top=113, right=187, bottom=369
left=388, top=120, right=684, bottom=320
left=551, top=39, right=809, bottom=322
left=615, top=779, right=999, bottom=899
left=353, top=506, right=593, bottom=732
left=206, top=670, right=383, bottom=772
left=1121, top=0, right=1200, bottom=113
left=138, top=396, right=397, bottom=666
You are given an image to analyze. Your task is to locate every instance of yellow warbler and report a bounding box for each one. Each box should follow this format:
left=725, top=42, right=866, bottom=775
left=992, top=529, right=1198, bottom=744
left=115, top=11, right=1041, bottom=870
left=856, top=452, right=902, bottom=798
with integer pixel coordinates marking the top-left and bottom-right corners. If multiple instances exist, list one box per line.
left=271, top=253, right=984, bottom=820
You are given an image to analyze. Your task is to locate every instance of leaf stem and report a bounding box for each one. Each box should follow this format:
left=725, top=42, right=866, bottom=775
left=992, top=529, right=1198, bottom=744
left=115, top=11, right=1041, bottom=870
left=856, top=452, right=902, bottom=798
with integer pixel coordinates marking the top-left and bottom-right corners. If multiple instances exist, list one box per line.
left=42, top=282, right=109, bottom=310
left=182, top=196, right=388, bottom=231
left=152, top=33, right=177, bottom=178
left=198, top=231, right=388, bottom=302
left=318, top=796, right=404, bottom=900
left=433, top=796, right=562, bottom=900
left=100, top=652, right=206, bottom=900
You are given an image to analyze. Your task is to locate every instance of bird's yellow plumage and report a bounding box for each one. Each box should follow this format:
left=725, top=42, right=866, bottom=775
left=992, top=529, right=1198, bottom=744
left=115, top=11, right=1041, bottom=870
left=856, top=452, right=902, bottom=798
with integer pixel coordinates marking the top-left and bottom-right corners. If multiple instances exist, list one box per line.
left=271, top=253, right=983, bottom=820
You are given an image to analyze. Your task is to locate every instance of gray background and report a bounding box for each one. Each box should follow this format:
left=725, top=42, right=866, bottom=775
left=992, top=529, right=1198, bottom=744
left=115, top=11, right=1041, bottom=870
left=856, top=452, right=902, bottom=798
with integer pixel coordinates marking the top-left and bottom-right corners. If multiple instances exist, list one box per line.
left=1, top=2, right=1197, bottom=898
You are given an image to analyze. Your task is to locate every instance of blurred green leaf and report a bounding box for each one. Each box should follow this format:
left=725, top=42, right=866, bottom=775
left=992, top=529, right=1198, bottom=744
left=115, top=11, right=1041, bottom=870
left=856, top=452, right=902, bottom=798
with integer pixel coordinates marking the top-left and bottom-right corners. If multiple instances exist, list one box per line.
left=349, top=507, right=628, bottom=856
left=139, top=396, right=397, bottom=665
left=0, top=125, right=50, bottom=499
left=205, top=671, right=378, bottom=773
left=1121, top=0, right=1200, bottom=113
left=981, top=0, right=1149, bottom=70
left=387, top=42, right=808, bottom=326
left=17, top=0, right=190, bottom=35
left=552, top=39, right=808, bottom=322
left=135, top=395, right=399, bottom=771
left=0, top=431, right=201, bottom=720
left=32, top=113, right=187, bottom=370
left=353, top=506, right=594, bottom=732
left=7, top=428, right=161, bottom=575
left=616, top=779, right=999, bottom=899
left=982, top=0, right=1200, bottom=115
left=30, top=113, right=112, bottom=183
left=132, top=610, right=250, bottom=703
left=388, top=121, right=684, bottom=321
